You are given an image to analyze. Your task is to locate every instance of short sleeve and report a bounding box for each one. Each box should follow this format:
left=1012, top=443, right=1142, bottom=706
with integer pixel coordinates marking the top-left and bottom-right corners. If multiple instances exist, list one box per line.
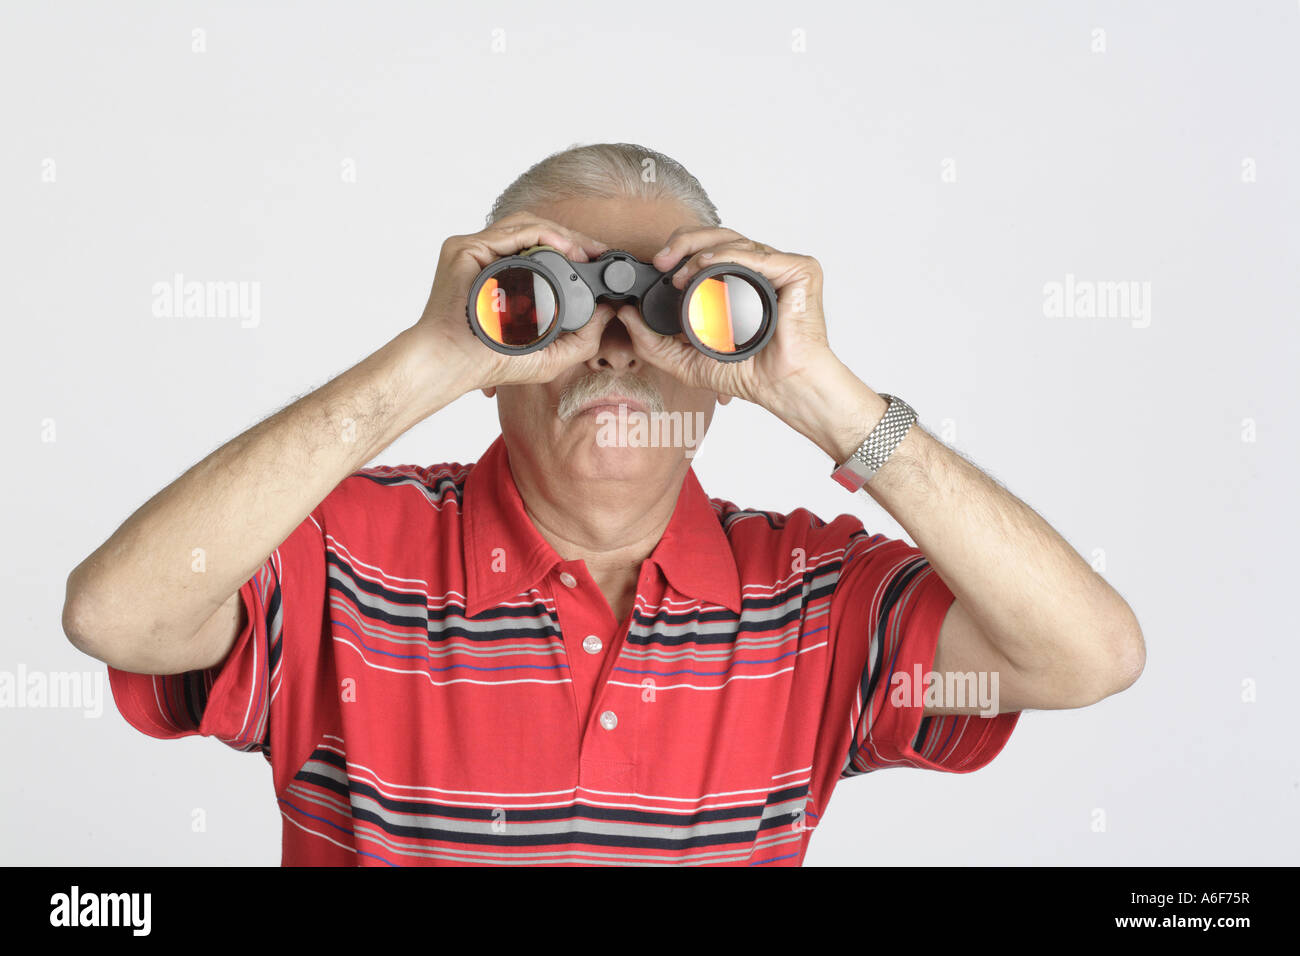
left=106, top=510, right=325, bottom=759
left=820, top=528, right=1019, bottom=779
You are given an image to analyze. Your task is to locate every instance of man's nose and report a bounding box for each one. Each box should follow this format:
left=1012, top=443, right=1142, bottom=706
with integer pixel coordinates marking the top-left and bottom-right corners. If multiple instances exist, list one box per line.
left=585, top=305, right=640, bottom=373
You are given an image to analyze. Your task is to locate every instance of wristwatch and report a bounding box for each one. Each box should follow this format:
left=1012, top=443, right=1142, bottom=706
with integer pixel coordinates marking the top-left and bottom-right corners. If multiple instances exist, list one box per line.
left=830, top=393, right=918, bottom=491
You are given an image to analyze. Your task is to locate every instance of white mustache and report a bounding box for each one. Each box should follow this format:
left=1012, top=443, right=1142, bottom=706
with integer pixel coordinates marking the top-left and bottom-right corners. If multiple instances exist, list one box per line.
left=556, top=372, right=665, bottom=422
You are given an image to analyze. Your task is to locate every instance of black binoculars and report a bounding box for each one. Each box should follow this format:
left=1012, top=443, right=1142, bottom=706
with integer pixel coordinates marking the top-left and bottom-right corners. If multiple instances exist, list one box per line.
left=466, top=245, right=777, bottom=361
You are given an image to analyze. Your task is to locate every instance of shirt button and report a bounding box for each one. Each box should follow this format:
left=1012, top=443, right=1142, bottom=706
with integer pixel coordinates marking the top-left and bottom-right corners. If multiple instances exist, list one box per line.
left=599, top=710, right=618, bottom=731
left=558, top=571, right=578, bottom=588
left=582, top=635, right=603, bottom=655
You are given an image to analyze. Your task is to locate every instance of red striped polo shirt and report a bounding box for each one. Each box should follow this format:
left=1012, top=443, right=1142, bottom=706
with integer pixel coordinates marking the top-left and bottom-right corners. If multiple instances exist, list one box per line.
left=107, top=433, right=1018, bottom=865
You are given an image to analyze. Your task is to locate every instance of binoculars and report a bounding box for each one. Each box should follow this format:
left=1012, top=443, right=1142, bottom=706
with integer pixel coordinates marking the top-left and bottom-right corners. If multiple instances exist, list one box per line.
left=465, top=245, right=778, bottom=361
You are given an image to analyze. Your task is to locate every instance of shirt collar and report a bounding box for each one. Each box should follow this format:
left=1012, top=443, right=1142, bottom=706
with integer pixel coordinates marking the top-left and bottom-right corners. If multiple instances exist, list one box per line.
left=462, top=434, right=742, bottom=618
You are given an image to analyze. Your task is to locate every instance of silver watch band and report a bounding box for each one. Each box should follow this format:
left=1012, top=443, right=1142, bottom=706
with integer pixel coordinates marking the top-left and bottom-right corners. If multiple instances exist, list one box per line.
left=830, top=393, right=918, bottom=491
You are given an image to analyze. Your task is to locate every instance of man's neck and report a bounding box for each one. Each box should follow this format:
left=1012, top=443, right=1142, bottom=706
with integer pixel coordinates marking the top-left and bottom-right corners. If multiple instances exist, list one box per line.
left=514, top=464, right=683, bottom=575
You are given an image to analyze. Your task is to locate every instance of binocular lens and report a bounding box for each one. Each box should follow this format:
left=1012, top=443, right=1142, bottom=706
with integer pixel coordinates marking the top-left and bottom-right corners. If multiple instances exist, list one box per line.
left=686, top=274, right=768, bottom=354
left=473, top=266, right=558, bottom=347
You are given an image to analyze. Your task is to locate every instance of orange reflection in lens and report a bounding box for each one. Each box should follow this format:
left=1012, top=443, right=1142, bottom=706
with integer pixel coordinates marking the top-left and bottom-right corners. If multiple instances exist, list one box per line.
left=476, top=277, right=504, bottom=342
left=474, top=268, right=555, bottom=346
left=687, top=277, right=736, bottom=353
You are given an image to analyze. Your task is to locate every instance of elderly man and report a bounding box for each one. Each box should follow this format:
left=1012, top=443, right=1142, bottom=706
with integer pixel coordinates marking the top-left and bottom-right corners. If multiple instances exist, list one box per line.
left=63, top=142, right=1144, bottom=866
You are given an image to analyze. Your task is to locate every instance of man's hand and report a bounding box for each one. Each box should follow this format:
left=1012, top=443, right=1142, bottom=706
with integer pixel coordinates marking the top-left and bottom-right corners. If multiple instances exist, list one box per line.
left=616, top=226, right=844, bottom=406
left=616, top=224, right=883, bottom=463
left=417, top=210, right=620, bottom=392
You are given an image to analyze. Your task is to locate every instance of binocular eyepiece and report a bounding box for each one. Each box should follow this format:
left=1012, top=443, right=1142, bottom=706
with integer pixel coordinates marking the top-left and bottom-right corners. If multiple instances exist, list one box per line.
left=465, top=245, right=778, bottom=361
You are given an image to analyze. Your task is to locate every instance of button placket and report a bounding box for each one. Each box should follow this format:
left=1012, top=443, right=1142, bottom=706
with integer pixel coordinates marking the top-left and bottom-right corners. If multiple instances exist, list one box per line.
left=552, top=563, right=615, bottom=737
left=578, top=560, right=655, bottom=767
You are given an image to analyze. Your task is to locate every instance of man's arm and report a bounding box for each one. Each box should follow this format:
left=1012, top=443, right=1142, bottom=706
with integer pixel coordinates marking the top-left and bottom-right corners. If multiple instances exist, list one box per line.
left=611, top=224, right=1145, bottom=717
left=61, top=212, right=616, bottom=677
left=61, top=323, right=474, bottom=675
left=777, top=366, right=1146, bottom=716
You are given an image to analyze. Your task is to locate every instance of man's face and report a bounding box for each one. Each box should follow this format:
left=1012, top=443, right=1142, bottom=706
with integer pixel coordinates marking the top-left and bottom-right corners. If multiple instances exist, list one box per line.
left=491, top=196, right=724, bottom=483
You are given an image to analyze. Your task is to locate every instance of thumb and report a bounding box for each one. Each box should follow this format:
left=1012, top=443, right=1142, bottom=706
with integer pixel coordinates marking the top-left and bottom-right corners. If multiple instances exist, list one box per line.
left=618, top=305, right=696, bottom=371
left=541, top=308, right=610, bottom=367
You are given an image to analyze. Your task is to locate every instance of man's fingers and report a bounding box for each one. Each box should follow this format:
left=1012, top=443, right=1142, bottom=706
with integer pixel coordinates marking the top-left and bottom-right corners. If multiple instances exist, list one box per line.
left=471, top=213, right=609, bottom=266
left=669, top=243, right=800, bottom=291
left=618, top=305, right=708, bottom=379
left=651, top=227, right=746, bottom=271
left=529, top=306, right=614, bottom=378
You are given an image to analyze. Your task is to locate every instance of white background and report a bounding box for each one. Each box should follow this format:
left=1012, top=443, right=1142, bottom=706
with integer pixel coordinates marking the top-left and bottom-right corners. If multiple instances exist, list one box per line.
left=3, top=0, right=1296, bottom=865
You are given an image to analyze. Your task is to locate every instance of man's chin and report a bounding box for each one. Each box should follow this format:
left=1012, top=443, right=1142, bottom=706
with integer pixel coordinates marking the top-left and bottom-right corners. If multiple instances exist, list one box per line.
left=559, top=428, right=667, bottom=480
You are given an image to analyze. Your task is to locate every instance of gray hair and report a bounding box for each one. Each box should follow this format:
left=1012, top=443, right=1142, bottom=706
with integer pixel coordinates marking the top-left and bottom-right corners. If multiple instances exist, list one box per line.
left=485, top=142, right=721, bottom=229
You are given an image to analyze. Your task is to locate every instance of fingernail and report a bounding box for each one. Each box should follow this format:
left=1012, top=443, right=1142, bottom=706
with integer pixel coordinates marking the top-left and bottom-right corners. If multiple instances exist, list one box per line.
left=701, top=252, right=714, bottom=261
left=655, top=246, right=671, bottom=259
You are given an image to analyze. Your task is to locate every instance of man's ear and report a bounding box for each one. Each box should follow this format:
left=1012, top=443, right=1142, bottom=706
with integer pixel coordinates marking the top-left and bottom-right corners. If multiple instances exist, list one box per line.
left=717, top=392, right=732, bottom=406
left=481, top=387, right=497, bottom=398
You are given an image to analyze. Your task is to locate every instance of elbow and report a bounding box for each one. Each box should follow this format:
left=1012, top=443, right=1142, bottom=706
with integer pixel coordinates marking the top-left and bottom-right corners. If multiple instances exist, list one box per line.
left=62, top=566, right=137, bottom=665
left=62, top=568, right=104, bottom=660
left=1110, top=606, right=1146, bottom=693
left=1014, top=608, right=1146, bottom=710
left=1089, top=606, right=1146, bottom=703
left=62, top=567, right=212, bottom=675
left=62, top=567, right=89, bottom=647
left=1050, top=608, right=1145, bottom=708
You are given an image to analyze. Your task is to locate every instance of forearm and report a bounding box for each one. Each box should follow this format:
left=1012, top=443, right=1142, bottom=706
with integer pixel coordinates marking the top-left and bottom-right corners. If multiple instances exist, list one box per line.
left=63, top=324, right=473, bottom=656
left=772, top=359, right=1141, bottom=681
